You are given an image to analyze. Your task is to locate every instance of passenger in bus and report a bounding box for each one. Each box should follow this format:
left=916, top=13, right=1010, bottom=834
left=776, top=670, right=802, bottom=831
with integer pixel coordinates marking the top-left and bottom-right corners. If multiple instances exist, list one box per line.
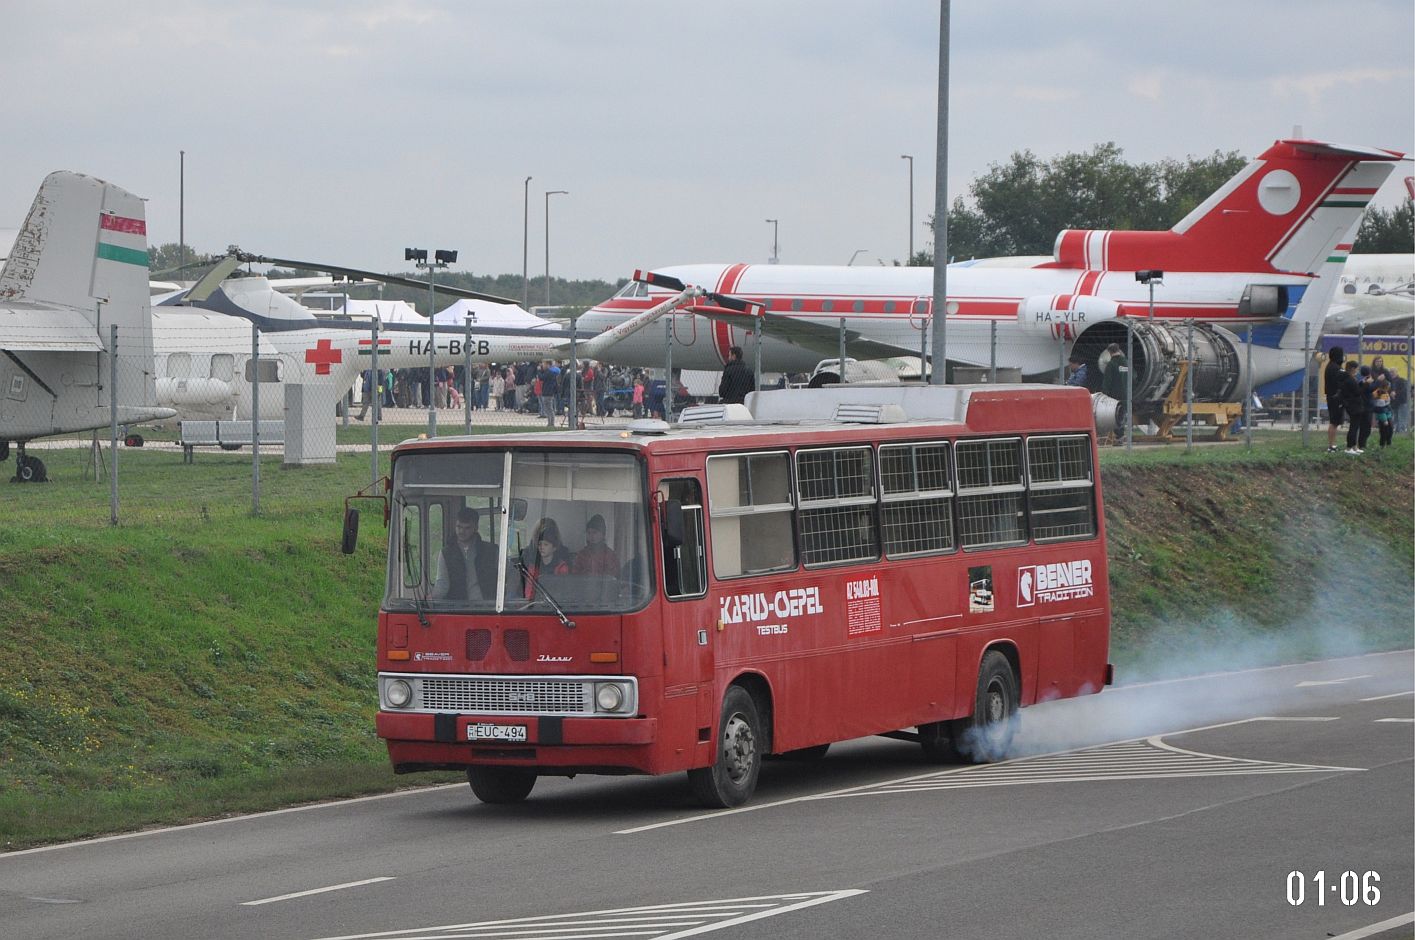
left=521, top=518, right=571, bottom=598
left=572, top=513, right=620, bottom=577
left=433, top=507, right=499, bottom=602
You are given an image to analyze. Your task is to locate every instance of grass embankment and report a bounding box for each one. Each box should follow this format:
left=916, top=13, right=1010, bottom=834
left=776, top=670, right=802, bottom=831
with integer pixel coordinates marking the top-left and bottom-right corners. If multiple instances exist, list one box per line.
left=0, top=434, right=1410, bottom=849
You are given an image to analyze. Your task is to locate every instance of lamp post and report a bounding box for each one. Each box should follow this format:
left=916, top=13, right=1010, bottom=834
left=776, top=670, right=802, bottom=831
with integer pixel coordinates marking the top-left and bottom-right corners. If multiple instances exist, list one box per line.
left=765, top=219, right=778, bottom=264
left=545, top=190, right=568, bottom=308
left=179, top=150, right=186, bottom=280
left=522, top=175, right=532, bottom=309
left=1132, top=269, right=1164, bottom=451
left=929, top=2, right=951, bottom=385
left=848, top=249, right=869, bottom=266
left=406, top=247, right=457, bottom=438
left=900, top=154, right=914, bottom=262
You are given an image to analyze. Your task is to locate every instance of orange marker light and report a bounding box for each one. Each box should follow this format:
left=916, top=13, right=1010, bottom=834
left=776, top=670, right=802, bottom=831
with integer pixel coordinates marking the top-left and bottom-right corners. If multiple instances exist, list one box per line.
left=590, top=652, right=619, bottom=664
left=388, top=650, right=411, bottom=661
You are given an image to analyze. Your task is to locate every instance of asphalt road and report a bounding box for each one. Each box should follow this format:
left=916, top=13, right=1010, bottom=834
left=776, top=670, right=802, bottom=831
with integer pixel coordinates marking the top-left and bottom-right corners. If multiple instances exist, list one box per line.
left=2, top=650, right=1410, bottom=940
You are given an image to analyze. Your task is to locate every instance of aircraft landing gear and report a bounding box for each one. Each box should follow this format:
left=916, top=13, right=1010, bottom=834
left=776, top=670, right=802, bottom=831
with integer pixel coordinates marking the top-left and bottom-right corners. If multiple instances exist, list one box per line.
left=11, top=445, right=46, bottom=483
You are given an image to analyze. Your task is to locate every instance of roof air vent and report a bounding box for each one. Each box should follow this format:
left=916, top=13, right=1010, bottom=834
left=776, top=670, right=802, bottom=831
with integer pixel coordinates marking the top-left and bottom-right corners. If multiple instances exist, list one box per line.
left=833, top=402, right=907, bottom=424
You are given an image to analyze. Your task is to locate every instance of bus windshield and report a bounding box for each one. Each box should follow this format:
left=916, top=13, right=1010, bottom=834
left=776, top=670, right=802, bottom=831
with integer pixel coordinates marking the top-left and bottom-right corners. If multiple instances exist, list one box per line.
left=387, top=449, right=651, bottom=614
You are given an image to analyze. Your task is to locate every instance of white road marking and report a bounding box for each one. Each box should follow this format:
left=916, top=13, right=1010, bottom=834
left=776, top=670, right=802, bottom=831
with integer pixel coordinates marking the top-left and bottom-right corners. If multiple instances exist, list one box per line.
left=1296, top=675, right=1373, bottom=687
left=1375, top=717, right=1414, bottom=723
left=1326, top=911, right=1415, bottom=940
left=816, top=736, right=1360, bottom=798
left=617, top=717, right=1361, bottom=834
left=242, top=877, right=395, bottom=906
left=303, top=890, right=867, bottom=940
left=25, top=896, right=83, bottom=904
left=1361, top=690, right=1415, bottom=702
left=0, top=785, right=464, bottom=859
left=1109, top=650, right=1410, bottom=692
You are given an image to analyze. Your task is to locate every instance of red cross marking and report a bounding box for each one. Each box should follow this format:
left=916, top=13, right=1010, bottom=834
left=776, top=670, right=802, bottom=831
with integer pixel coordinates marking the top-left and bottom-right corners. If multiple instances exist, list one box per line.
left=304, top=338, right=343, bottom=375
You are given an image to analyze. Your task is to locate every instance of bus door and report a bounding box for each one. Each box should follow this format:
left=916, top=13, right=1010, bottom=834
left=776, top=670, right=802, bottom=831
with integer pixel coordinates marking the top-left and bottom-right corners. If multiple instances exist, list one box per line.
left=655, top=476, right=714, bottom=735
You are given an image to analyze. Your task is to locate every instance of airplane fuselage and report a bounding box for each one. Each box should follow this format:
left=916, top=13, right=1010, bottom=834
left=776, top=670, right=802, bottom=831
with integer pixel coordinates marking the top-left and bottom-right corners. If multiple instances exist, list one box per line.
left=580, top=262, right=1313, bottom=382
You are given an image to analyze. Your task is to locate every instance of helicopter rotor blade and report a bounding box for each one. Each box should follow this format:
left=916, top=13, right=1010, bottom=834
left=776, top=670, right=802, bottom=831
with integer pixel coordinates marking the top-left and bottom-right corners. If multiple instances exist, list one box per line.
left=233, top=250, right=521, bottom=307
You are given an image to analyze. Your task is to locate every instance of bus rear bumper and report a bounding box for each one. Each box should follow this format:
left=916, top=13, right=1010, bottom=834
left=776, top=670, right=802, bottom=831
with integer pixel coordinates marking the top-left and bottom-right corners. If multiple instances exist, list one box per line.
left=377, top=711, right=659, bottom=773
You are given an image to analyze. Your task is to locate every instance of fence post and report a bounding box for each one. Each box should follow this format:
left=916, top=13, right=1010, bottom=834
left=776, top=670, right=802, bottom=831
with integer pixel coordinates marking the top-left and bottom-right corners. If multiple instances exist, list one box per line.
left=664, top=318, right=674, bottom=423
left=1300, top=322, right=1310, bottom=447
left=569, top=315, right=579, bottom=430
left=1185, top=320, right=1195, bottom=453
left=753, top=315, right=763, bottom=391
left=109, top=323, right=119, bottom=526
left=1245, top=324, right=1254, bottom=451
left=251, top=323, right=261, bottom=517
left=989, top=320, right=997, bottom=383
left=838, top=319, right=847, bottom=380
left=464, top=315, right=473, bottom=435
left=370, top=318, right=380, bottom=486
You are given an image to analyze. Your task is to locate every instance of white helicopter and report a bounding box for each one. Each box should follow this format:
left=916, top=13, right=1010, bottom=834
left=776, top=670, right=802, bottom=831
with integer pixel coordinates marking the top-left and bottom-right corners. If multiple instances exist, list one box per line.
left=148, top=251, right=754, bottom=423
left=0, top=171, right=174, bottom=482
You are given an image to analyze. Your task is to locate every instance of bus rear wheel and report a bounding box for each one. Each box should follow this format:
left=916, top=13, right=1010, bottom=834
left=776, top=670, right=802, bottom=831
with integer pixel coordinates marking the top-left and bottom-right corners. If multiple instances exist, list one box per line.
left=467, top=766, right=536, bottom=804
left=952, top=650, right=1019, bottom=764
left=688, top=686, right=762, bottom=808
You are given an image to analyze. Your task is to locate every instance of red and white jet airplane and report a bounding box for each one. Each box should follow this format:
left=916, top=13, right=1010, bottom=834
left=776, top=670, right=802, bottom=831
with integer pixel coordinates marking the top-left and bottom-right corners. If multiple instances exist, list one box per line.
left=581, top=139, right=1406, bottom=411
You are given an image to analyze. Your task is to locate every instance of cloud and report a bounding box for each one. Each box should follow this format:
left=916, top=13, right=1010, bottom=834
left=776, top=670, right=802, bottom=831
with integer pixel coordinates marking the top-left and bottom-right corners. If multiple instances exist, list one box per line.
left=1269, top=67, right=1415, bottom=108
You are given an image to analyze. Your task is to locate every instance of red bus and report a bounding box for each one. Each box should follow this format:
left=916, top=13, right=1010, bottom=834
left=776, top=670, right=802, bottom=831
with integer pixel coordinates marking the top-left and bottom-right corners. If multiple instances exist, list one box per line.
left=355, top=384, right=1112, bottom=807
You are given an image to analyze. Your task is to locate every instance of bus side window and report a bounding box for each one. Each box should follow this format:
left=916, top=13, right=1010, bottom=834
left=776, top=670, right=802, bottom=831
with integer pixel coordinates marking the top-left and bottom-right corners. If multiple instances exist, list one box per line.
left=706, top=452, right=795, bottom=578
left=660, top=478, right=707, bottom=599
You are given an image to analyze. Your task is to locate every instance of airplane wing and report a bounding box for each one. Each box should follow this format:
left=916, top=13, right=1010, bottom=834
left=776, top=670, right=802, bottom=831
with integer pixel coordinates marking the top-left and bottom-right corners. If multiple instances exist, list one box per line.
left=0, top=304, right=106, bottom=351
left=690, top=305, right=922, bottom=361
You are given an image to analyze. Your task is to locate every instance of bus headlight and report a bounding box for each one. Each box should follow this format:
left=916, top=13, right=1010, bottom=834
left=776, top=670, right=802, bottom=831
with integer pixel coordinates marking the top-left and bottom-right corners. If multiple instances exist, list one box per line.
left=594, top=682, right=627, bottom=713
left=385, top=678, right=413, bottom=708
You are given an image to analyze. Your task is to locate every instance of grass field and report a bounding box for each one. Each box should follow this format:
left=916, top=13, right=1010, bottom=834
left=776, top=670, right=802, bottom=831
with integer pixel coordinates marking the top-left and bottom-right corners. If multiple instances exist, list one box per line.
left=0, top=430, right=1410, bottom=849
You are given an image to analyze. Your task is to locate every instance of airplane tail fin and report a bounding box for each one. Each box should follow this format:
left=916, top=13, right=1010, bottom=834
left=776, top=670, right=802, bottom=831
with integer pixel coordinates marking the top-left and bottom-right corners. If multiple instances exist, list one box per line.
left=0, top=171, right=151, bottom=322
left=1049, top=140, right=1405, bottom=275
left=0, top=171, right=159, bottom=412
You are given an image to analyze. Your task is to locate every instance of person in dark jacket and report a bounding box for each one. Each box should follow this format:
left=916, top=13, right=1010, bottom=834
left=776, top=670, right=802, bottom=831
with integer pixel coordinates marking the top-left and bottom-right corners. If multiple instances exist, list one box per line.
left=1323, top=346, right=1346, bottom=452
left=433, top=507, right=500, bottom=602
left=718, top=346, right=755, bottom=404
left=1100, top=343, right=1130, bottom=427
left=1339, top=360, right=1372, bottom=454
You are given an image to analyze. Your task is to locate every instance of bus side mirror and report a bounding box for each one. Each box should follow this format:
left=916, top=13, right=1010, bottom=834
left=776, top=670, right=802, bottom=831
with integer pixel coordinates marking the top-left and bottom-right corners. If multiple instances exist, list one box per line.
left=510, top=497, right=528, bottom=522
left=341, top=508, right=360, bottom=554
left=662, top=499, right=685, bottom=549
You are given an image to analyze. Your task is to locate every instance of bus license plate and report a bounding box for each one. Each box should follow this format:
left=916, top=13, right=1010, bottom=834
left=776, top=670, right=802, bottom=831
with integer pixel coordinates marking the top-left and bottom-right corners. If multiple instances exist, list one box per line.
left=468, top=723, right=528, bottom=743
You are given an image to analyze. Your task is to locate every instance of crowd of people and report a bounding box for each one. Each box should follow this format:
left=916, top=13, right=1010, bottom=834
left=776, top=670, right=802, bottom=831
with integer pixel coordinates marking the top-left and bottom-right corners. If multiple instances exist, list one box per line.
left=353, top=360, right=674, bottom=423
left=1323, top=348, right=1408, bottom=454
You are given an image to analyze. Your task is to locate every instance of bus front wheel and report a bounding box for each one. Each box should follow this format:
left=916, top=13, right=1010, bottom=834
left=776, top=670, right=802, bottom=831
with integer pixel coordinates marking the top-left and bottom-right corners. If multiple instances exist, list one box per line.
left=688, top=686, right=762, bottom=808
left=952, top=650, right=1019, bottom=764
left=467, top=766, right=536, bottom=804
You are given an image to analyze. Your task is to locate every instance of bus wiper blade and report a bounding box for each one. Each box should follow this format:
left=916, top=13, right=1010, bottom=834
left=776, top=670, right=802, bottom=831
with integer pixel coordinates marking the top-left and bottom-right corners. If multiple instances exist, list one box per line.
left=516, top=559, right=576, bottom=630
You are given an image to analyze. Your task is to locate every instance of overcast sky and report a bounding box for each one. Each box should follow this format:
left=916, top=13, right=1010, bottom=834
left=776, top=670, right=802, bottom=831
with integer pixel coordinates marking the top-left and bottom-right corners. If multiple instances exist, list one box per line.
left=2, top=1, right=1411, bottom=283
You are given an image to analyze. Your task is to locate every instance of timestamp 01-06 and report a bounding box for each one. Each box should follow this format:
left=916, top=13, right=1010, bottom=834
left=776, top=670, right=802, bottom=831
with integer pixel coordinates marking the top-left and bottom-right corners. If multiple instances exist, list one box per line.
left=1286, top=871, right=1381, bottom=907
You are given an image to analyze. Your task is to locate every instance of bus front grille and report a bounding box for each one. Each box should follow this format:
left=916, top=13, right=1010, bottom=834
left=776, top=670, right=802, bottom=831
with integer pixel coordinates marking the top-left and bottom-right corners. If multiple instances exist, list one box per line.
left=419, top=677, right=591, bottom=715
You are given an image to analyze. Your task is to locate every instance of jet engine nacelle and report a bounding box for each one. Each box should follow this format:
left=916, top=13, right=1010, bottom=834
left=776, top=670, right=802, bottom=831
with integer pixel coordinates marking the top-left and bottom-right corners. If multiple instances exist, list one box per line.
left=1017, top=294, right=1124, bottom=339
left=1072, top=319, right=1249, bottom=421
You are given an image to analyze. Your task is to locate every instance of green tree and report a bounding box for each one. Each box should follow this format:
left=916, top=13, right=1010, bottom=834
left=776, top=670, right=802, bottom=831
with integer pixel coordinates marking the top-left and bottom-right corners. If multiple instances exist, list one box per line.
left=921, top=144, right=1248, bottom=263
left=1352, top=201, right=1414, bottom=253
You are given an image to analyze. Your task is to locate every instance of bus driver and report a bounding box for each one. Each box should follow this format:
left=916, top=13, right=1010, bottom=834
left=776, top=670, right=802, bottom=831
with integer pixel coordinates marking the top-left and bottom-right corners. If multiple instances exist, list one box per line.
left=433, top=507, right=499, bottom=602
